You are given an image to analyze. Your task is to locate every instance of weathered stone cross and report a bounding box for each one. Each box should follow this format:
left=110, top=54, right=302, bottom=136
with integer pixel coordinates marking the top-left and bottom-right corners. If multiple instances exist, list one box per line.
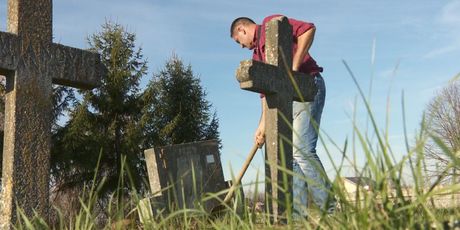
left=0, top=0, right=106, bottom=228
left=235, top=16, right=316, bottom=221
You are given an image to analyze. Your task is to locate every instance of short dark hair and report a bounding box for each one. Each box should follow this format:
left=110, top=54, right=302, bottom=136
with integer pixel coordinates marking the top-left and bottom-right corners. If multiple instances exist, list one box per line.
left=230, top=17, right=255, bottom=37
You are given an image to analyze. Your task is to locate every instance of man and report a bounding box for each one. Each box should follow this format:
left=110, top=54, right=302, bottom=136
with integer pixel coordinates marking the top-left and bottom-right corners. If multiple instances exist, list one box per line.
left=230, top=15, right=334, bottom=217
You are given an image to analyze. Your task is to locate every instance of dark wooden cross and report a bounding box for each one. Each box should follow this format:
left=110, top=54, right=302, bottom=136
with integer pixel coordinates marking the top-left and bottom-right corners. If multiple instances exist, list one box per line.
left=235, top=16, right=316, bottom=222
left=0, top=0, right=106, bottom=227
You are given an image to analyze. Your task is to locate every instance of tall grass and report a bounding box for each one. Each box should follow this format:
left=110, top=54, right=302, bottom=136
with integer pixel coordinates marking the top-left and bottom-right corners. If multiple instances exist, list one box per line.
left=14, top=64, right=460, bottom=229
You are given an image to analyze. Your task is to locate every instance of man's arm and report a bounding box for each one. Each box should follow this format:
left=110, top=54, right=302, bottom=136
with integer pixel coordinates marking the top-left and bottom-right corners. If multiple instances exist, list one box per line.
left=255, top=97, right=267, bottom=147
left=292, top=26, right=316, bottom=71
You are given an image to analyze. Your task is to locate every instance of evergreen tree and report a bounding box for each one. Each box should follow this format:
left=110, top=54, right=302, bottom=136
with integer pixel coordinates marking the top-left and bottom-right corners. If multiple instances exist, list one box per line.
left=52, top=86, right=77, bottom=131
left=49, top=24, right=220, bottom=223
left=51, top=21, right=148, bottom=197
left=141, top=54, right=221, bottom=148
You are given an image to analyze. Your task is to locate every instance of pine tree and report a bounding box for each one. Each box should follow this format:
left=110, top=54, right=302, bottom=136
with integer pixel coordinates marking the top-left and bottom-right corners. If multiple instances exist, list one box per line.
left=141, top=54, right=221, bottom=148
left=51, top=21, right=148, bottom=198
left=49, top=24, right=220, bottom=223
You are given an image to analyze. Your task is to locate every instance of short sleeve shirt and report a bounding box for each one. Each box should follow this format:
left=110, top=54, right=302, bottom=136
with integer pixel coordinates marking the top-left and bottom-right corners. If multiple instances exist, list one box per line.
left=252, top=14, right=323, bottom=75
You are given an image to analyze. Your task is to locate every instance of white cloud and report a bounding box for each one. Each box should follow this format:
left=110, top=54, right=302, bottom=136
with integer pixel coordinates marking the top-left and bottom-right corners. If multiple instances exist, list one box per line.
left=377, top=65, right=400, bottom=80
left=423, top=43, right=460, bottom=59
left=440, top=0, right=460, bottom=25
left=419, top=85, right=444, bottom=101
left=423, top=0, right=460, bottom=59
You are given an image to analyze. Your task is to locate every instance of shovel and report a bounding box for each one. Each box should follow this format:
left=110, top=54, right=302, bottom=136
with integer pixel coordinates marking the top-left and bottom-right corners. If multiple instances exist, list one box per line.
left=211, top=143, right=260, bottom=214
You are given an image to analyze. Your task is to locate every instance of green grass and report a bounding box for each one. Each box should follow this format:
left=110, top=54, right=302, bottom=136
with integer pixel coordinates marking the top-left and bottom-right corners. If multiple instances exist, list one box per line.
left=14, top=64, right=460, bottom=229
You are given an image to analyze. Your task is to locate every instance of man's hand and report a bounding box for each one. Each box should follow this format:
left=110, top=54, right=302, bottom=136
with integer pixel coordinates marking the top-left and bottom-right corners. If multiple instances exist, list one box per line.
left=254, top=123, right=265, bottom=148
left=255, top=97, right=267, bottom=148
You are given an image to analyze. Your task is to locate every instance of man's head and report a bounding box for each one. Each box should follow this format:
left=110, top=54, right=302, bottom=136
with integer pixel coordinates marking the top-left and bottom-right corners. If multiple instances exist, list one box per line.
left=230, top=17, right=257, bottom=50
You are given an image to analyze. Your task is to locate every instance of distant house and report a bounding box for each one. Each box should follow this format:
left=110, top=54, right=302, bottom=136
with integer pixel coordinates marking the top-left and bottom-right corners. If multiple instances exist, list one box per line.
left=341, top=177, right=377, bottom=201
left=340, top=177, right=460, bottom=208
left=343, top=177, right=376, bottom=191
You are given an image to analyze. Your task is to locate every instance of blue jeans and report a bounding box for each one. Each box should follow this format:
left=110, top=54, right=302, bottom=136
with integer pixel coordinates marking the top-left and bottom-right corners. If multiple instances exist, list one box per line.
left=292, top=74, right=334, bottom=216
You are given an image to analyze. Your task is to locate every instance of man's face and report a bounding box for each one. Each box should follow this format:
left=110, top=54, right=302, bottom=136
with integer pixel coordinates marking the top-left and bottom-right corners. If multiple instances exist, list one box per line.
left=232, top=26, right=255, bottom=50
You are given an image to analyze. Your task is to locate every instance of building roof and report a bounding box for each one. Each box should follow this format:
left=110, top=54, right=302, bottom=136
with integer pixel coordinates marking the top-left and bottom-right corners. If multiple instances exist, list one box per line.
left=344, top=177, right=376, bottom=188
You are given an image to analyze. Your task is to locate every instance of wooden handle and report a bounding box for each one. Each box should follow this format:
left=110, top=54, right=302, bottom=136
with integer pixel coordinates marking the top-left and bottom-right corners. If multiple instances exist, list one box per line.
left=223, top=143, right=260, bottom=204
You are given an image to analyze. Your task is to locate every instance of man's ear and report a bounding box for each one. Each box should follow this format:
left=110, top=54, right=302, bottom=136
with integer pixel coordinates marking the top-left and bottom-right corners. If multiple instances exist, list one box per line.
left=236, top=25, right=246, bottom=35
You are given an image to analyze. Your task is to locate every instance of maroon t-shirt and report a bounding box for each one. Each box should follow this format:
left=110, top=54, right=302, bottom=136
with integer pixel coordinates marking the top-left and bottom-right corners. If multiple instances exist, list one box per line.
left=252, top=14, right=323, bottom=75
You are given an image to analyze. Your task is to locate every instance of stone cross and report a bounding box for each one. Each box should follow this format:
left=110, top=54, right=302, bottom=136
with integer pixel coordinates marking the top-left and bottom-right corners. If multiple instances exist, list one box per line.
left=0, top=0, right=105, bottom=228
left=235, top=16, right=316, bottom=222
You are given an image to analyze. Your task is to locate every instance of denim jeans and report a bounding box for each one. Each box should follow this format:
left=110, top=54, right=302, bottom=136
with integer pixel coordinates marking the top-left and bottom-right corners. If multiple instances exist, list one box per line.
left=292, top=74, right=334, bottom=217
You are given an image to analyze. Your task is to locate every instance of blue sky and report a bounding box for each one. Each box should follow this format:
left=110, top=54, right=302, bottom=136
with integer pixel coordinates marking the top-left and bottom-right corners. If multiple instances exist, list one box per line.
left=1, top=0, right=460, bottom=188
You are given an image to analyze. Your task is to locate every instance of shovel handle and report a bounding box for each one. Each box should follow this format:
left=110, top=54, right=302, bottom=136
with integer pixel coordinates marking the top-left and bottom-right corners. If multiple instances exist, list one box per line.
left=223, top=143, right=260, bottom=204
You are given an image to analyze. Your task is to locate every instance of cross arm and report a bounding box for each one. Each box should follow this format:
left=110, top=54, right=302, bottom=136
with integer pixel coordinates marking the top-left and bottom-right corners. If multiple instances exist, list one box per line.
left=0, top=32, right=19, bottom=74
left=236, top=59, right=317, bottom=102
left=236, top=59, right=284, bottom=95
left=48, top=43, right=107, bottom=89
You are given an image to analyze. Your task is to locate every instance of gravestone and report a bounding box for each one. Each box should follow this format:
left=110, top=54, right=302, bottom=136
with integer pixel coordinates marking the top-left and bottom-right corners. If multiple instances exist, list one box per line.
left=144, top=140, right=227, bottom=212
left=235, top=16, right=317, bottom=222
left=0, top=0, right=106, bottom=228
